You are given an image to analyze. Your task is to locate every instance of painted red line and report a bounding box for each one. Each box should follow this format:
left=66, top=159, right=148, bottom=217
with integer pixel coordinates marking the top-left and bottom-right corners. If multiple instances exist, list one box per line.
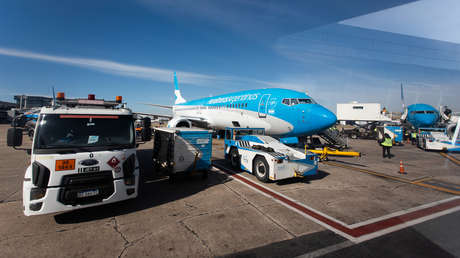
left=214, top=164, right=460, bottom=239
left=215, top=165, right=356, bottom=236
left=352, top=198, right=460, bottom=236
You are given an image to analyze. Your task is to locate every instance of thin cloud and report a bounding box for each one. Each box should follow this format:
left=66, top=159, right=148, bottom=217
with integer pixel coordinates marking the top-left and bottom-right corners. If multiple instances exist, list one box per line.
left=0, top=46, right=308, bottom=91
left=0, top=47, right=216, bottom=86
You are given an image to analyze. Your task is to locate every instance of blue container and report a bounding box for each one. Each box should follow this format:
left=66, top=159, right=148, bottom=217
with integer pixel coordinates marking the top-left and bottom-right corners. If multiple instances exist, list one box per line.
left=153, top=128, right=213, bottom=174
left=385, top=126, right=403, bottom=144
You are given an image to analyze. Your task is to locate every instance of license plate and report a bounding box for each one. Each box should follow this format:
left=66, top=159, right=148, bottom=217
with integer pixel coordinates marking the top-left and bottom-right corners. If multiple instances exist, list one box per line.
left=77, top=189, right=99, bottom=198
left=78, top=166, right=100, bottom=173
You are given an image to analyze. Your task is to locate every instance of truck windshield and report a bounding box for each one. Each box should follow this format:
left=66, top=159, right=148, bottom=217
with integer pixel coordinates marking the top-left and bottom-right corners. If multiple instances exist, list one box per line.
left=34, top=114, right=134, bottom=153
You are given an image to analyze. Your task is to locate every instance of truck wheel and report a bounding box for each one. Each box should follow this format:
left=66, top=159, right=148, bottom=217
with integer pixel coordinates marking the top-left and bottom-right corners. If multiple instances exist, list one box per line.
left=168, top=173, right=176, bottom=184
left=230, top=148, right=240, bottom=169
left=253, top=156, right=270, bottom=182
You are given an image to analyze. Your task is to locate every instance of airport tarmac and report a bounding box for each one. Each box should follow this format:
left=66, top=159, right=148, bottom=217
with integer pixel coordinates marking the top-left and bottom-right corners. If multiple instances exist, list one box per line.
left=0, top=124, right=459, bottom=257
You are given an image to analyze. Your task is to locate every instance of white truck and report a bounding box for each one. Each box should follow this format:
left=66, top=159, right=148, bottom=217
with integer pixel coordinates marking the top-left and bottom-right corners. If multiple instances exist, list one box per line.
left=224, top=128, right=318, bottom=182
left=7, top=93, right=149, bottom=216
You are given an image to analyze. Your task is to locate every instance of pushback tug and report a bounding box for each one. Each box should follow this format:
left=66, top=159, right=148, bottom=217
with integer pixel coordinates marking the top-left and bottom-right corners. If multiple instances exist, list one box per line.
left=7, top=93, right=150, bottom=216
left=224, top=128, right=319, bottom=182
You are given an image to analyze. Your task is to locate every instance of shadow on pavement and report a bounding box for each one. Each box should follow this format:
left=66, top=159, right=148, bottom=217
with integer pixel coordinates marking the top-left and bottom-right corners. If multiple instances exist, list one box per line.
left=327, top=158, right=368, bottom=167
left=54, top=148, right=231, bottom=224
left=276, top=170, right=329, bottom=185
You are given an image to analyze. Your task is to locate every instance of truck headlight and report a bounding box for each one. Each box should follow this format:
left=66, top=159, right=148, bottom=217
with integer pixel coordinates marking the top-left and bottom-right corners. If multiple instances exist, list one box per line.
left=30, top=187, right=46, bottom=200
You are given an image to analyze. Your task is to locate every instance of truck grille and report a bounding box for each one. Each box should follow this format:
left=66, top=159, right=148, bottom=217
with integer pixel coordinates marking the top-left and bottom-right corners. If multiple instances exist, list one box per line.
left=58, top=171, right=114, bottom=206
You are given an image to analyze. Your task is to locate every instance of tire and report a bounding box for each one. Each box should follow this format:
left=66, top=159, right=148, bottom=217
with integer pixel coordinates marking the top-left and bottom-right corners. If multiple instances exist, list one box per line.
left=202, top=170, right=208, bottom=179
left=168, top=173, right=176, bottom=184
left=253, top=156, right=270, bottom=182
left=230, top=148, right=240, bottom=169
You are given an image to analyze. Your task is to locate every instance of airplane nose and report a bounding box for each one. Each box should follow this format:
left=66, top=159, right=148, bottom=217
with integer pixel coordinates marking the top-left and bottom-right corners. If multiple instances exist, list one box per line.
left=314, top=105, right=337, bottom=130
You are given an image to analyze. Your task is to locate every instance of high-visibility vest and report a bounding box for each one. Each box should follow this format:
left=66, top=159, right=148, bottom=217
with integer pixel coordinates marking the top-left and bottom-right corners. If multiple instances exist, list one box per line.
left=382, top=137, right=393, bottom=147
left=411, top=132, right=417, bottom=138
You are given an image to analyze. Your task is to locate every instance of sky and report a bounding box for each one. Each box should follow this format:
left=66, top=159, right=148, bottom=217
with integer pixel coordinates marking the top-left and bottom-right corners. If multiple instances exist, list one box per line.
left=1, top=0, right=460, bottom=114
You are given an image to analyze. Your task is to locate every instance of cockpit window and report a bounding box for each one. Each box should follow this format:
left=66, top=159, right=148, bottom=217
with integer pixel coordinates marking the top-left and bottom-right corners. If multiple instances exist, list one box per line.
left=298, top=98, right=316, bottom=104
left=283, top=98, right=316, bottom=106
left=412, top=110, right=436, bottom=114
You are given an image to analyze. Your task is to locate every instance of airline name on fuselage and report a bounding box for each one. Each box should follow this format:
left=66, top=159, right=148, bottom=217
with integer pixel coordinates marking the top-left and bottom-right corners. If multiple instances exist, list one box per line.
left=208, top=93, right=259, bottom=104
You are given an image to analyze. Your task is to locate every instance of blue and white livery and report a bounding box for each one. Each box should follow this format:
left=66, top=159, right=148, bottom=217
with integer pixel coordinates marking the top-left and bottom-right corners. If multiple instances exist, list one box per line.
left=164, top=73, right=337, bottom=137
left=400, top=84, right=439, bottom=128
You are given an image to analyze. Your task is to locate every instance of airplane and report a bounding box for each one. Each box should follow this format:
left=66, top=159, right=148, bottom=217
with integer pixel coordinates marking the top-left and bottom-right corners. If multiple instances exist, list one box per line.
left=400, top=84, right=439, bottom=128
left=146, top=72, right=337, bottom=137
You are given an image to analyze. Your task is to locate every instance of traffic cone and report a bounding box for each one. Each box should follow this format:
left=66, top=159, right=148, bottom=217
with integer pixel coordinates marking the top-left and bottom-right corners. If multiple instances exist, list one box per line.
left=399, top=160, right=406, bottom=174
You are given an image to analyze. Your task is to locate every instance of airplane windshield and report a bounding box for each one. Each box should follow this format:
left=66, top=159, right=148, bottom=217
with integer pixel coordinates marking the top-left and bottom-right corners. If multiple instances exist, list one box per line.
left=282, top=98, right=316, bottom=106
left=412, top=111, right=436, bottom=114
left=298, top=98, right=316, bottom=104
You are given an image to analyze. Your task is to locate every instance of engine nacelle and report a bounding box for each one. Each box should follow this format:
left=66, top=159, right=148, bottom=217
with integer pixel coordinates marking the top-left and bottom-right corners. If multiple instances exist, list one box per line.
left=167, top=117, right=192, bottom=128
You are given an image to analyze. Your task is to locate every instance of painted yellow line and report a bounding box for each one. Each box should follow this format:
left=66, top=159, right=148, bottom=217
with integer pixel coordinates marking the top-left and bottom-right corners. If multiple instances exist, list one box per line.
left=325, top=161, right=413, bottom=184
left=411, top=177, right=432, bottom=184
left=325, top=161, right=459, bottom=195
left=440, top=152, right=460, bottom=166
left=415, top=182, right=460, bottom=195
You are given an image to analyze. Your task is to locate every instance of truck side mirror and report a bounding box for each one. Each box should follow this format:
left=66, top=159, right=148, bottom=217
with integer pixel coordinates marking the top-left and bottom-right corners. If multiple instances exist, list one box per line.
left=141, top=117, right=152, bottom=141
left=7, top=128, right=23, bottom=147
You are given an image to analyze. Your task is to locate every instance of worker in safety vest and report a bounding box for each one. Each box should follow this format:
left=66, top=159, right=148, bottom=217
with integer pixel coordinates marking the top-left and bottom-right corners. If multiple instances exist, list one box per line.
left=411, top=131, right=417, bottom=145
left=380, top=133, right=393, bottom=159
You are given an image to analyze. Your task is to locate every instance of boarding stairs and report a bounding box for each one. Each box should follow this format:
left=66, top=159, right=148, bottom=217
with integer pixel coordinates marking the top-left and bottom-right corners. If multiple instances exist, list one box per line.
left=318, top=127, right=348, bottom=149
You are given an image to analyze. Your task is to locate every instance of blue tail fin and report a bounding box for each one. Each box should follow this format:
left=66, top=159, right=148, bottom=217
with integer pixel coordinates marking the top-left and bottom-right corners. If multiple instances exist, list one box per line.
left=174, top=72, right=186, bottom=104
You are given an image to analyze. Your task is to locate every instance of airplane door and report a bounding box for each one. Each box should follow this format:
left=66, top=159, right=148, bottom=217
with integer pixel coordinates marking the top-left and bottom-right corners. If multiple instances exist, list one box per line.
left=258, top=94, right=271, bottom=118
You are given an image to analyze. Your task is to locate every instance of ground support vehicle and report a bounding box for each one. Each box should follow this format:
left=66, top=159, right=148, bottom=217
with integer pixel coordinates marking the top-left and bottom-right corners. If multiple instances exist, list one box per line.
left=153, top=127, right=212, bottom=182
left=337, top=123, right=379, bottom=140
left=7, top=93, right=146, bottom=216
left=224, top=128, right=318, bottom=182
left=417, top=119, right=460, bottom=152
left=307, top=146, right=361, bottom=161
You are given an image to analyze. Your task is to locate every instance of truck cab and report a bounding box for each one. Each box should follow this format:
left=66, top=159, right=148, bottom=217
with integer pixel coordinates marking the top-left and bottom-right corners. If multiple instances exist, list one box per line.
left=7, top=93, right=147, bottom=216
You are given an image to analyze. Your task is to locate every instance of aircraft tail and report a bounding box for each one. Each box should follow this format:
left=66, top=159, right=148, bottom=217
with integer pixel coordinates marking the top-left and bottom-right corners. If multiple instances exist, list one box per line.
left=174, top=72, right=186, bottom=104
left=400, top=83, right=408, bottom=121
left=400, top=83, right=405, bottom=111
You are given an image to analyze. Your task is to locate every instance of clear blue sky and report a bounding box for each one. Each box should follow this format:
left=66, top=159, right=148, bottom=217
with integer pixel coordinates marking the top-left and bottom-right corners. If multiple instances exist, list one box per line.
left=1, top=0, right=459, bottom=114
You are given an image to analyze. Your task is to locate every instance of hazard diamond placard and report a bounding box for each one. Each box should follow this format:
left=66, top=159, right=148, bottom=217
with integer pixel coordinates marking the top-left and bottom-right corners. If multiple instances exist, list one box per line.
left=107, top=156, right=120, bottom=168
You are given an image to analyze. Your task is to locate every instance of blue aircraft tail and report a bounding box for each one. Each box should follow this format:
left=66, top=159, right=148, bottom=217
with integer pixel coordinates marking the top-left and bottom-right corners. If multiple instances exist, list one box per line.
left=174, top=72, right=186, bottom=104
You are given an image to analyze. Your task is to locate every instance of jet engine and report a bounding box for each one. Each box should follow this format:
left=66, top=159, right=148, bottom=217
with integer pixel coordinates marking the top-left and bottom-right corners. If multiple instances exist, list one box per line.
left=167, top=117, right=192, bottom=128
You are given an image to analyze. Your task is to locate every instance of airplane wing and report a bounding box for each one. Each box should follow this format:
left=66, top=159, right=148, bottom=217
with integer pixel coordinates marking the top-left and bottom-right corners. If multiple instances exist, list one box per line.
left=133, top=112, right=172, bottom=119
left=139, top=103, right=173, bottom=109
